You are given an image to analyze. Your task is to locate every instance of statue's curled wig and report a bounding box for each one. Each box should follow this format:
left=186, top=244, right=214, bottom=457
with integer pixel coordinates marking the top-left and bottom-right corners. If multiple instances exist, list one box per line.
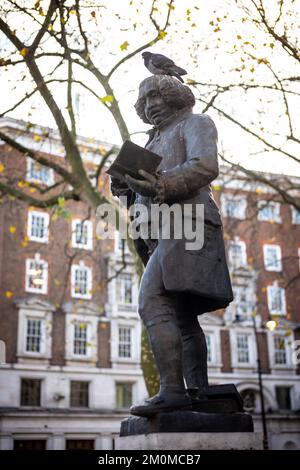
left=134, top=75, right=195, bottom=123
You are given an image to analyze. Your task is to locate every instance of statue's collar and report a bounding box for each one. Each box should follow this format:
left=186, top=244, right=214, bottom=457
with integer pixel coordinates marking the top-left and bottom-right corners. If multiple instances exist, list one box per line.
left=147, top=106, right=192, bottom=138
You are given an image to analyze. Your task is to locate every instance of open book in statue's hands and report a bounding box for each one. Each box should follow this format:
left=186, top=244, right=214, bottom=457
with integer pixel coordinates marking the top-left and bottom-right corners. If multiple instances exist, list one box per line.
left=106, top=140, right=162, bottom=183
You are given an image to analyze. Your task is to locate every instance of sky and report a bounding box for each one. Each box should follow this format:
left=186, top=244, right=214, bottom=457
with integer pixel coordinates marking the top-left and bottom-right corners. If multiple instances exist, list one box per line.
left=0, top=0, right=299, bottom=176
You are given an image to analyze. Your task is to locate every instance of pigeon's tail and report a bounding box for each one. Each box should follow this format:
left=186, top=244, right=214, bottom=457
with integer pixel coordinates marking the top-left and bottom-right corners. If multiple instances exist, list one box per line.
left=172, top=65, right=187, bottom=76
left=172, top=72, right=184, bottom=83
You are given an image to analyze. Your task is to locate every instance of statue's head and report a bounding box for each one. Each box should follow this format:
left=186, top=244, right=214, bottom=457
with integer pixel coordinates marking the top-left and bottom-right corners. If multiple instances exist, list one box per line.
left=135, top=75, right=195, bottom=126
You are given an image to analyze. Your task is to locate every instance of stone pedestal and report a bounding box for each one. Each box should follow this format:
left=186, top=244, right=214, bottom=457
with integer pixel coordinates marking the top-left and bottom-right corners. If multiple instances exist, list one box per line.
left=115, top=432, right=263, bottom=450
left=120, top=411, right=253, bottom=436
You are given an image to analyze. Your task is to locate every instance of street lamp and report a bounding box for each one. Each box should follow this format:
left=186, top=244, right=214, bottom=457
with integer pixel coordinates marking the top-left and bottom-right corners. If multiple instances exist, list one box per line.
left=251, top=313, right=269, bottom=451
left=235, top=312, right=275, bottom=450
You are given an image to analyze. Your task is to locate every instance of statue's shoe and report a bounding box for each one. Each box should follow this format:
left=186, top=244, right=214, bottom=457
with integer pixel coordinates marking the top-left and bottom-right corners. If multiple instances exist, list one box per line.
left=130, top=393, right=192, bottom=417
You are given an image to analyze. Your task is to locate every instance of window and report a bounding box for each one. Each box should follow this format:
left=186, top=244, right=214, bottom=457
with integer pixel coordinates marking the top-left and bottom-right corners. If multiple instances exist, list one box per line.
left=26, top=158, right=54, bottom=186
left=66, top=440, right=94, bottom=450
left=71, top=262, right=92, bottom=299
left=228, top=241, right=247, bottom=269
left=267, top=284, right=286, bottom=315
left=236, top=334, right=250, bottom=363
left=73, top=322, right=88, bottom=356
left=25, top=254, right=48, bottom=294
left=258, top=200, right=281, bottom=223
left=20, top=378, right=41, bottom=406
left=72, top=219, right=93, bottom=250
left=274, top=335, right=287, bottom=365
left=276, top=386, right=291, bottom=410
left=27, top=211, right=49, bottom=243
left=291, top=207, right=300, bottom=224
left=26, top=318, right=42, bottom=353
left=14, top=440, right=46, bottom=450
left=115, top=231, right=129, bottom=253
left=116, top=383, right=133, bottom=409
left=263, top=244, right=282, bottom=271
left=232, top=284, right=252, bottom=318
left=118, top=327, right=132, bottom=358
left=206, top=334, right=212, bottom=363
left=70, top=381, right=89, bottom=407
left=221, top=194, right=247, bottom=219
left=117, top=274, right=133, bottom=305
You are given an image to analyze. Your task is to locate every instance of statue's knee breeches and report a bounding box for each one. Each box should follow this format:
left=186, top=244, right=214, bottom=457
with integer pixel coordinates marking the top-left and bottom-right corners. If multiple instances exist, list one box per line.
left=138, top=248, right=176, bottom=326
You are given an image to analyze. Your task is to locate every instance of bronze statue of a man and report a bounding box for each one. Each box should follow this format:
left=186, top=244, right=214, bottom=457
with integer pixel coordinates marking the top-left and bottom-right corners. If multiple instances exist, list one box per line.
left=111, top=75, right=233, bottom=417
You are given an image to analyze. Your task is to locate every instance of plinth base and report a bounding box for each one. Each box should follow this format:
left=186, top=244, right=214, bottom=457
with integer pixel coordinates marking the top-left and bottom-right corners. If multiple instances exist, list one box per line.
left=115, top=432, right=263, bottom=450
left=120, top=411, right=253, bottom=436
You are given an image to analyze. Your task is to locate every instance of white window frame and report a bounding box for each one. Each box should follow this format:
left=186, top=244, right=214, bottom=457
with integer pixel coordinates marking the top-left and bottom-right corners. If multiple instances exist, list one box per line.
left=263, top=244, right=282, bottom=272
left=25, top=254, right=48, bottom=295
left=25, top=317, right=44, bottom=354
left=118, top=326, right=132, bottom=359
left=72, top=219, right=93, bottom=250
left=17, top=300, right=53, bottom=361
left=291, top=207, right=300, bottom=225
left=111, top=320, right=140, bottom=364
left=257, top=200, right=281, bottom=223
left=26, top=157, right=54, bottom=186
left=221, top=194, right=247, bottom=220
left=27, top=210, right=49, bottom=243
left=230, top=329, right=256, bottom=368
left=267, top=330, right=294, bottom=369
left=267, top=283, right=286, bottom=315
left=204, top=331, right=220, bottom=365
left=116, top=273, right=134, bottom=307
left=65, top=310, right=98, bottom=363
left=72, top=321, right=92, bottom=358
left=71, top=261, right=92, bottom=299
left=232, top=283, right=253, bottom=319
left=228, top=239, right=247, bottom=269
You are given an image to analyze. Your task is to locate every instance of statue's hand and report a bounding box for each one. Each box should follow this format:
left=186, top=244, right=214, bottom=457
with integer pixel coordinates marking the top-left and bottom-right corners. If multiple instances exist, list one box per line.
left=125, top=170, right=158, bottom=197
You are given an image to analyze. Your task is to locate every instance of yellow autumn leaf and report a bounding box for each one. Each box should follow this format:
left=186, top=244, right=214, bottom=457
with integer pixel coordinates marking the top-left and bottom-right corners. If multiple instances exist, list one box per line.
left=0, top=163, right=5, bottom=173
left=70, top=9, right=76, bottom=14
left=29, top=188, right=36, bottom=193
left=158, top=30, right=167, bottom=39
left=100, top=95, right=114, bottom=103
left=5, top=291, right=13, bottom=298
left=17, top=181, right=25, bottom=188
left=9, top=226, right=16, bottom=234
left=21, top=241, right=28, bottom=248
left=19, top=48, right=28, bottom=57
left=212, top=184, right=222, bottom=191
left=34, top=135, right=41, bottom=142
left=120, top=40, right=129, bottom=51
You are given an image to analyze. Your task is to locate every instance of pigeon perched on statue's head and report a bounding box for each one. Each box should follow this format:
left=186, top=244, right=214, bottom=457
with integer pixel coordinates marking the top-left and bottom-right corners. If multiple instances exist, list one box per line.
left=142, top=52, right=187, bottom=83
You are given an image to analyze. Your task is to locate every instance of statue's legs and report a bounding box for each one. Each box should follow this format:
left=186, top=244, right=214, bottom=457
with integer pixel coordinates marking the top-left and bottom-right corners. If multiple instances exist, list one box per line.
left=175, top=310, right=209, bottom=391
left=138, top=249, right=186, bottom=397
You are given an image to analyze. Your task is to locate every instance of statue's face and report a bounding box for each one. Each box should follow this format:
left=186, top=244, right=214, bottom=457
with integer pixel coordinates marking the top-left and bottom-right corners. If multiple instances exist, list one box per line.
left=141, top=81, right=175, bottom=126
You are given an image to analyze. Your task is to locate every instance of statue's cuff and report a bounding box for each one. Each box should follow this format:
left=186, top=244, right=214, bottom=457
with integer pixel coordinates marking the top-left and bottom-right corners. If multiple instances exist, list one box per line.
left=153, top=170, right=189, bottom=203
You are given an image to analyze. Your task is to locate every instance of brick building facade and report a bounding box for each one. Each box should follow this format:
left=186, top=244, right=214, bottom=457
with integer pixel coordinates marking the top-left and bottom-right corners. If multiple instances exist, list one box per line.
left=0, top=118, right=299, bottom=450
